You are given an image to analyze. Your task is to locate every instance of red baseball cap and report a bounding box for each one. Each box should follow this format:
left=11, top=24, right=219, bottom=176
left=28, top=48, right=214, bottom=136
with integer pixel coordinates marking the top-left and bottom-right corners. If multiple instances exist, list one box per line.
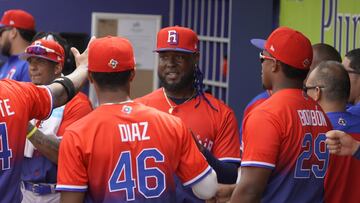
left=155, top=26, right=198, bottom=53
left=21, top=39, right=65, bottom=65
left=0, top=9, right=35, bottom=31
left=251, top=27, right=313, bottom=70
left=88, top=36, right=135, bottom=72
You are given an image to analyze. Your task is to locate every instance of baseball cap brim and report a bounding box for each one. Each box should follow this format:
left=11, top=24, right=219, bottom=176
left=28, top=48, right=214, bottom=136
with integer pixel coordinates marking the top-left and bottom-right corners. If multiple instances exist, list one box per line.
left=154, top=48, right=195, bottom=53
left=250, top=39, right=266, bottom=50
left=19, top=53, right=59, bottom=63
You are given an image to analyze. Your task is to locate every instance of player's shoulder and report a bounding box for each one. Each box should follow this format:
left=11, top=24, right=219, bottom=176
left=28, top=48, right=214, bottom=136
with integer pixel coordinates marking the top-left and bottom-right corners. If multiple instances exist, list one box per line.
left=135, top=88, right=163, bottom=104
left=67, top=92, right=92, bottom=106
left=202, top=93, right=234, bottom=113
left=135, top=101, right=183, bottom=124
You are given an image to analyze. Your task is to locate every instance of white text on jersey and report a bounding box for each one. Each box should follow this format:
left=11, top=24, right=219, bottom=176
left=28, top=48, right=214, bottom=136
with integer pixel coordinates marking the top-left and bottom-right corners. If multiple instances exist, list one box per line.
left=118, top=122, right=150, bottom=142
left=297, top=109, right=328, bottom=127
left=0, top=99, right=14, bottom=117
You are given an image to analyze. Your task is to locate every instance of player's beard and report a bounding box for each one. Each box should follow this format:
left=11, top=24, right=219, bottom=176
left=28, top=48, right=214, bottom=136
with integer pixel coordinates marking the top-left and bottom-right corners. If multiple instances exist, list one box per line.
left=1, top=39, right=11, bottom=57
left=158, top=68, right=195, bottom=92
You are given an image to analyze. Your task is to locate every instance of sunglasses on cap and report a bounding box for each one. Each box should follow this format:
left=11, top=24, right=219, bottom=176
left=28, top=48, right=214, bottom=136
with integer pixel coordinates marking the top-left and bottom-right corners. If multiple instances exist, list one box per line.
left=259, top=52, right=276, bottom=64
left=25, top=45, right=61, bottom=57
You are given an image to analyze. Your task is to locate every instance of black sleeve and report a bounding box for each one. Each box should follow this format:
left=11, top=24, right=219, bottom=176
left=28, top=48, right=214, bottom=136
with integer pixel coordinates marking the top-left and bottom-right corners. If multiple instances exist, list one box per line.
left=202, top=148, right=240, bottom=184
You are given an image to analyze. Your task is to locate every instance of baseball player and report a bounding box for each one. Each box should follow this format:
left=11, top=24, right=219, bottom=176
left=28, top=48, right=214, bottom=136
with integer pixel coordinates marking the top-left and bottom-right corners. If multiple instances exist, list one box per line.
left=136, top=26, right=240, bottom=202
left=239, top=42, right=341, bottom=144
left=0, top=36, right=92, bottom=203
left=343, top=48, right=360, bottom=116
left=230, top=27, right=332, bottom=203
left=305, top=61, right=360, bottom=203
left=55, top=36, right=218, bottom=203
left=19, top=35, right=92, bottom=202
left=0, top=9, right=36, bottom=81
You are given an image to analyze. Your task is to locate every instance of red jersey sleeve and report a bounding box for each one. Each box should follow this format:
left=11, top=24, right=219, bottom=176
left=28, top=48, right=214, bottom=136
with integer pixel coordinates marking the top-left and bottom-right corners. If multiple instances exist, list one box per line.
left=57, top=93, right=92, bottom=136
left=56, top=131, right=88, bottom=192
left=212, top=109, right=241, bottom=163
left=176, top=122, right=212, bottom=187
left=15, top=82, right=53, bottom=120
left=241, top=110, right=282, bottom=169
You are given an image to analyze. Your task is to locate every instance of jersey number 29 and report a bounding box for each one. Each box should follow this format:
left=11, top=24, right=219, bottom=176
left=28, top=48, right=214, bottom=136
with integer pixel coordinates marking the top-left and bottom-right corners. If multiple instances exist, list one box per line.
left=0, top=122, right=12, bottom=170
left=295, top=133, right=329, bottom=178
left=108, top=148, right=165, bottom=201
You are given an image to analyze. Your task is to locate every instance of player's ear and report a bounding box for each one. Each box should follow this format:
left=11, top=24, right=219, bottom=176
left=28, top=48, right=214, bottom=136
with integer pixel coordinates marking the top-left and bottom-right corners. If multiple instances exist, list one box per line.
left=88, top=72, right=94, bottom=84
left=54, top=63, right=63, bottom=75
left=314, top=86, right=322, bottom=101
left=129, top=70, right=135, bottom=82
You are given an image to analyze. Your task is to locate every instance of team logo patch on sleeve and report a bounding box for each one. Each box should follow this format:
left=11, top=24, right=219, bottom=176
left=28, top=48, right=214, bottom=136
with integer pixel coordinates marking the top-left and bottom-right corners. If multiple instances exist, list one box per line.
left=122, top=105, right=132, bottom=114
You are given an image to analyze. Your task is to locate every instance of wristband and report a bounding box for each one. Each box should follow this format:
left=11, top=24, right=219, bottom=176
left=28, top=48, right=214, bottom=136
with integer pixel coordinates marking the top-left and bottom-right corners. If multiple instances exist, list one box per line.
left=26, top=126, right=37, bottom=139
left=51, top=76, right=76, bottom=102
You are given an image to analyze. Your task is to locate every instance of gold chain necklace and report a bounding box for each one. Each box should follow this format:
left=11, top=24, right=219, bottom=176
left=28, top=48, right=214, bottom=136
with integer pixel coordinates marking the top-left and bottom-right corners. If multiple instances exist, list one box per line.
left=163, top=88, right=195, bottom=114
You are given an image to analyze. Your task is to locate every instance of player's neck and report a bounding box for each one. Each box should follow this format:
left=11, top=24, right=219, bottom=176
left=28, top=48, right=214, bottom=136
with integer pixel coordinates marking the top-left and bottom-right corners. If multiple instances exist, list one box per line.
left=97, top=90, right=131, bottom=105
left=320, top=101, right=347, bottom=113
left=271, top=79, right=303, bottom=93
left=164, top=86, right=195, bottom=99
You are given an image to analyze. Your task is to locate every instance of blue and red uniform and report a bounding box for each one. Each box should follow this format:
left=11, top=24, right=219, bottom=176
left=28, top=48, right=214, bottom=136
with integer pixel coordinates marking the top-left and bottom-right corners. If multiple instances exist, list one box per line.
left=325, top=111, right=360, bottom=203
left=0, top=79, right=52, bottom=203
left=347, top=102, right=360, bottom=116
left=241, top=89, right=332, bottom=202
left=56, top=101, right=212, bottom=203
left=137, top=88, right=240, bottom=203
left=21, top=92, right=92, bottom=186
left=0, top=55, right=31, bottom=81
left=240, top=90, right=271, bottom=141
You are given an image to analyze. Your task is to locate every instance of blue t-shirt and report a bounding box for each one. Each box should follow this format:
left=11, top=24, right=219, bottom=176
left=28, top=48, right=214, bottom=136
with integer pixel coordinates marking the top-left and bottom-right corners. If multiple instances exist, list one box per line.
left=0, top=55, right=31, bottom=82
left=347, top=103, right=360, bottom=117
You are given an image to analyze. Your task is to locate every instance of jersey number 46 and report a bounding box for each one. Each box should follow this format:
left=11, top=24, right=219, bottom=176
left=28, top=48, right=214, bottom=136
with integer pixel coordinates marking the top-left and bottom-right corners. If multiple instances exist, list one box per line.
left=294, top=133, right=329, bottom=178
left=108, top=148, right=165, bottom=201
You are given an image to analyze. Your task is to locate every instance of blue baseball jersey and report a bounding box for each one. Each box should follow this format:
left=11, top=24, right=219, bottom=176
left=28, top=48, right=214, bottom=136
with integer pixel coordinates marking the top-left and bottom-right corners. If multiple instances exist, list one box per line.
left=325, top=111, right=360, bottom=203
left=347, top=103, right=360, bottom=117
left=242, top=89, right=332, bottom=203
left=0, top=80, right=52, bottom=203
left=0, top=55, right=31, bottom=82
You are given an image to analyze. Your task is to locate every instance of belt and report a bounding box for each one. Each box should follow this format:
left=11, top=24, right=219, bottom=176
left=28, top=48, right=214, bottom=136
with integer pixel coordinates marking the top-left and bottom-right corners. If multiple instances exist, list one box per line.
left=23, top=181, right=57, bottom=195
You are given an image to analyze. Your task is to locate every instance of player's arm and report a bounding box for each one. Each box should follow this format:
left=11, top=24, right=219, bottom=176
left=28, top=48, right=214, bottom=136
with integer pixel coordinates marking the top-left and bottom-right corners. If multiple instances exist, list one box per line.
left=60, top=191, right=85, bottom=203
left=230, top=167, right=272, bottom=203
left=191, top=170, right=218, bottom=199
left=326, top=130, right=360, bottom=158
left=46, top=37, right=95, bottom=108
left=26, top=123, right=60, bottom=163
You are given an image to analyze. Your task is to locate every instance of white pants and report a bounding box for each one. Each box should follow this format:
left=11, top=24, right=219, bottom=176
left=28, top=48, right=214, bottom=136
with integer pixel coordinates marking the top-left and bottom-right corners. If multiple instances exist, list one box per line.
left=21, top=183, right=60, bottom=203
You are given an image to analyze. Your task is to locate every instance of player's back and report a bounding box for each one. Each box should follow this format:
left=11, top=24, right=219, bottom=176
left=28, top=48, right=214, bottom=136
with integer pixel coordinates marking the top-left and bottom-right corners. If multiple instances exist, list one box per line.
left=325, top=112, right=360, bottom=203
left=0, top=79, right=52, bottom=203
left=57, top=101, right=210, bottom=203
left=242, top=89, right=332, bottom=203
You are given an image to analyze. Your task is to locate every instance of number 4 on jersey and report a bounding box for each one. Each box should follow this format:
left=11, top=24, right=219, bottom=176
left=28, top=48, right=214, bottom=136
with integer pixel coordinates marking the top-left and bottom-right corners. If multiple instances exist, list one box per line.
left=0, top=122, right=12, bottom=170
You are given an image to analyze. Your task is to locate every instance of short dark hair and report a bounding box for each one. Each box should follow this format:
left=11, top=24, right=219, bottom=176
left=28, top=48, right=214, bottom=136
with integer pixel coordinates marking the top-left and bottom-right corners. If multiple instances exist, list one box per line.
left=280, top=62, right=309, bottom=81
left=312, top=43, right=342, bottom=63
left=345, top=48, right=360, bottom=72
left=17, top=28, right=36, bottom=43
left=89, top=70, right=132, bottom=91
left=315, top=61, right=350, bottom=102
